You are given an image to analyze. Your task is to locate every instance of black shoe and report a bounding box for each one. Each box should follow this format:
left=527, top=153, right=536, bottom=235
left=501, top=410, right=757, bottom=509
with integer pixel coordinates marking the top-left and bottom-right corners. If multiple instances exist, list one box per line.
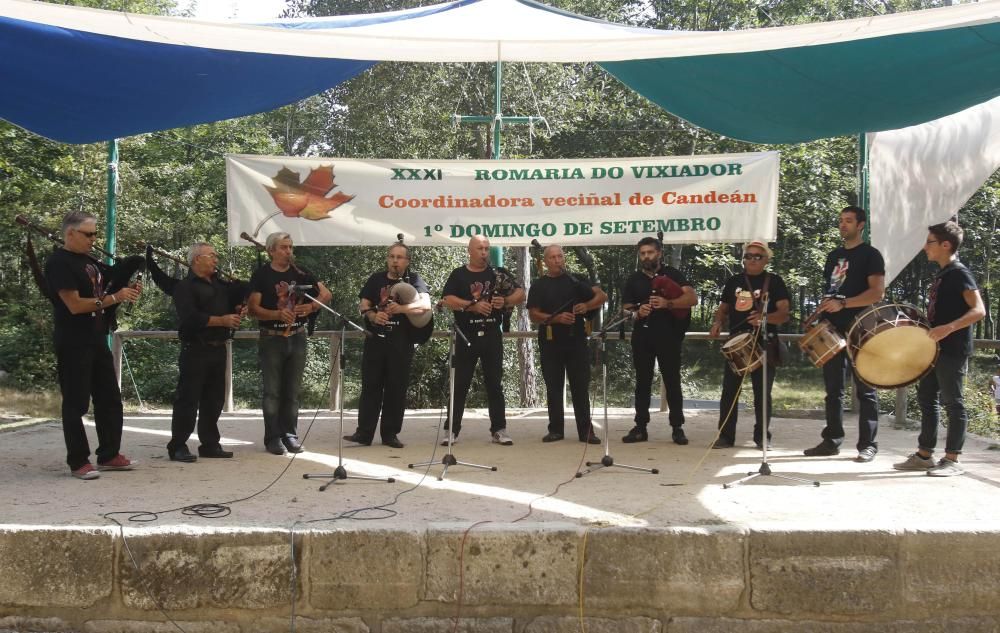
left=581, top=435, right=602, bottom=444
left=803, top=440, right=840, bottom=457
left=168, top=446, right=197, bottom=462
left=265, top=438, right=287, bottom=455
left=672, top=428, right=689, bottom=445
left=621, top=426, right=648, bottom=443
left=382, top=435, right=405, bottom=449
left=343, top=433, right=372, bottom=446
left=712, top=439, right=734, bottom=449
left=198, top=445, right=233, bottom=458
left=282, top=436, right=304, bottom=453
left=542, top=432, right=565, bottom=443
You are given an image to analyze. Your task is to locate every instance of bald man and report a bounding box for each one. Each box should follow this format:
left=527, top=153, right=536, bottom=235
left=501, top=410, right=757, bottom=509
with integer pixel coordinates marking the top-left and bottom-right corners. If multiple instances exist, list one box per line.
left=440, top=235, right=525, bottom=445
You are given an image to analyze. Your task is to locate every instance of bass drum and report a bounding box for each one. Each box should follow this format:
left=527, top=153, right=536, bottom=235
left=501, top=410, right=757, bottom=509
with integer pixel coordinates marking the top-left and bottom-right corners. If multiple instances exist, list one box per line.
left=847, top=303, right=939, bottom=389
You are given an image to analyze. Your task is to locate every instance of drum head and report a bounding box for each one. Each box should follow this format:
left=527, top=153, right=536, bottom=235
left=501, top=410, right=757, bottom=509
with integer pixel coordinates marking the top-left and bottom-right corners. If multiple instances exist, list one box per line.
left=723, top=333, right=751, bottom=350
left=854, top=327, right=938, bottom=389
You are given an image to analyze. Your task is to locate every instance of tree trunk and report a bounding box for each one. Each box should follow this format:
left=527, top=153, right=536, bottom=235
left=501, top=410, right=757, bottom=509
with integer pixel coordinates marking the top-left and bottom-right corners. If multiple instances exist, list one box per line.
left=514, top=246, right=539, bottom=407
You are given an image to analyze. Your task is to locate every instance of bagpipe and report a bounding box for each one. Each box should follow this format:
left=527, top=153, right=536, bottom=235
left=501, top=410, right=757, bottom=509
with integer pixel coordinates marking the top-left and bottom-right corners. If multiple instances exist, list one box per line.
left=390, top=234, right=434, bottom=344
left=17, top=214, right=144, bottom=329
left=652, top=230, right=691, bottom=320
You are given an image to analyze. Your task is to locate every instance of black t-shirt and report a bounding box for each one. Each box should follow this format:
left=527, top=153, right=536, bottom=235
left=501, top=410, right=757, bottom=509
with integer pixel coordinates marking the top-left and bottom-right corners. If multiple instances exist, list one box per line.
left=928, top=260, right=978, bottom=356
left=822, top=243, right=885, bottom=332
left=621, top=266, right=692, bottom=337
left=44, top=248, right=113, bottom=346
left=248, top=263, right=320, bottom=330
left=173, top=272, right=246, bottom=343
left=442, top=265, right=522, bottom=335
left=359, top=271, right=430, bottom=337
left=526, top=273, right=596, bottom=342
left=720, top=271, right=790, bottom=336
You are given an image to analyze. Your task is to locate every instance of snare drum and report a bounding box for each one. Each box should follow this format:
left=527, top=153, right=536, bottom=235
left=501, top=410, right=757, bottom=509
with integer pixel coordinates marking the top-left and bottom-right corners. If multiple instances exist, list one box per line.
left=847, top=303, right=939, bottom=389
left=722, top=333, right=763, bottom=376
left=798, top=320, right=847, bottom=368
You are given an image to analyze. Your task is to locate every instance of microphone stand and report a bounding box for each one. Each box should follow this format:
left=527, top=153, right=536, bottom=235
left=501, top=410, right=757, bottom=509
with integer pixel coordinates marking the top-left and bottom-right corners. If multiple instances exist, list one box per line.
left=724, top=297, right=819, bottom=489
left=577, top=311, right=659, bottom=478
left=298, top=294, right=395, bottom=490
left=409, top=318, right=497, bottom=481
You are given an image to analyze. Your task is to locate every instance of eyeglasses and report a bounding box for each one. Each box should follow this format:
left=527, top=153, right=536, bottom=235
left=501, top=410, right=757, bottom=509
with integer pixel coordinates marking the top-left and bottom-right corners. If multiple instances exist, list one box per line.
left=75, top=229, right=98, bottom=238
left=742, top=253, right=766, bottom=261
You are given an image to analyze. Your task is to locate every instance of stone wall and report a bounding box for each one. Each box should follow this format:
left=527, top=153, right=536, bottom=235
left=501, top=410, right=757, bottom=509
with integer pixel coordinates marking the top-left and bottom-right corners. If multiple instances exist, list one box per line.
left=1, top=524, right=998, bottom=632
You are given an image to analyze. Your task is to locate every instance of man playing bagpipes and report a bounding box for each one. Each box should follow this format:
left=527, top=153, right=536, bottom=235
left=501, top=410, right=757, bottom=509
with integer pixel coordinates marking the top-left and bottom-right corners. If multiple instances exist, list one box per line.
left=247, top=232, right=331, bottom=456
left=620, top=236, right=698, bottom=445
left=40, top=211, right=142, bottom=479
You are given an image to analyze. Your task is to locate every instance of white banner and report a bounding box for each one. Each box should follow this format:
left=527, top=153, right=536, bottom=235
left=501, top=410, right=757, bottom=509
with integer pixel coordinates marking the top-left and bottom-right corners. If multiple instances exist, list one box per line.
left=226, top=153, right=779, bottom=247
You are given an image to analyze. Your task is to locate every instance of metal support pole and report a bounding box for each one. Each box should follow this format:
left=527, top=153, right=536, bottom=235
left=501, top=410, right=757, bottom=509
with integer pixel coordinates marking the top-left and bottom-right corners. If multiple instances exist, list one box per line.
left=225, top=339, right=234, bottom=413
left=105, top=139, right=118, bottom=350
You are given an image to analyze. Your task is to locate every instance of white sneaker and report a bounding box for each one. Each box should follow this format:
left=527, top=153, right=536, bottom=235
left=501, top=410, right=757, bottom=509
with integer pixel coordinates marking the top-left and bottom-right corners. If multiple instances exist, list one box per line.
left=927, top=457, right=964, bottom=477
left=893, top=452, right=935, bottom=471
left=440, top=433, right=459, bottom=447
left=492, top=429, right=514, bottom=446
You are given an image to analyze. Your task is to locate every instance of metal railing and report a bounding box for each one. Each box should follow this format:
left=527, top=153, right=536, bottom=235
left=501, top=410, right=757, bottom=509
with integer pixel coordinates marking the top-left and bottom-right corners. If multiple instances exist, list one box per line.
left=112, top=330, right=1000, bottom=418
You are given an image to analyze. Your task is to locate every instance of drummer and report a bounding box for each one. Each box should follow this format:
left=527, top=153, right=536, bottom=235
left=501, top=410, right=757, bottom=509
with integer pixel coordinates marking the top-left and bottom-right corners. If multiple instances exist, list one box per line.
left=894, top=221, right=984, bottom=476
left=803, top=206, right=885, bottom=463
left=709, top=240, right=790, bottom=449
left=343, top=242, right=430, bottom=448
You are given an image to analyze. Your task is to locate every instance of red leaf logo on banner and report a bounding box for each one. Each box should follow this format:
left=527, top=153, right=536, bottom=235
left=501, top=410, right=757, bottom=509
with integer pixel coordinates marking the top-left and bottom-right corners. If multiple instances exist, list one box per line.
left=253, top=165, right=356, bottom=237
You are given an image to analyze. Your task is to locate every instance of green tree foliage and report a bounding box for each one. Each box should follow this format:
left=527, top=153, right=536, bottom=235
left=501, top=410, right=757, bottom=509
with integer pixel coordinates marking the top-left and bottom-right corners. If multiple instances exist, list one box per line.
left=1, top=0, right=998, bottom=427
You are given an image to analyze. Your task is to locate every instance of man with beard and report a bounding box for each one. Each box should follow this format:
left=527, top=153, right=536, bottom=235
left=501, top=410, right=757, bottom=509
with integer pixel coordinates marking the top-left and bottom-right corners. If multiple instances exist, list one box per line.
left=248, top=232, right=332, bottom=456
left=709, top=240, right=790, bottom=449
left=527, top=244, right=606, bottom=444
left=343, top=242, right=430, bottom=448
left=439, top=235, right=525, bottom=445
left=621, top=237, right=698, bottom=444
left=803, top=206, right=885, bottom=463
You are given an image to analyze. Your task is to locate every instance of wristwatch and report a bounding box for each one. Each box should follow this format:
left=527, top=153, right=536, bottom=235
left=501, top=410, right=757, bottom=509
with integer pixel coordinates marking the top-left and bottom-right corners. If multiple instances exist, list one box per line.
left=94, top=297, right=103, bottom=308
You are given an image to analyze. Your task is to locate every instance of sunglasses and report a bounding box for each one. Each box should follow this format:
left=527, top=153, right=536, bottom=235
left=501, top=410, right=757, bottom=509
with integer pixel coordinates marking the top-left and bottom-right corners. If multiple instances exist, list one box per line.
left=75, top=229, right=98, bottom=238
left=742, top=253, right=766, bottom=261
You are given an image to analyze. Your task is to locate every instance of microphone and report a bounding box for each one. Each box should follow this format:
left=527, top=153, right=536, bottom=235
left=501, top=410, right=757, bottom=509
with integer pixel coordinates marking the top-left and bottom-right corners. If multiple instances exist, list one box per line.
left=531, top=239, right=542, bottom=249
left=289, top=283, right=315, bottom=294
left=397, top=233, right=405, bottom=244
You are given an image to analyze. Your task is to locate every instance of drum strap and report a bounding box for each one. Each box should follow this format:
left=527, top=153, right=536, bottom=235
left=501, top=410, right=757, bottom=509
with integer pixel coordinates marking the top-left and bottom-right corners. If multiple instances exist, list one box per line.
left=743, top=272, right=770, bottom=314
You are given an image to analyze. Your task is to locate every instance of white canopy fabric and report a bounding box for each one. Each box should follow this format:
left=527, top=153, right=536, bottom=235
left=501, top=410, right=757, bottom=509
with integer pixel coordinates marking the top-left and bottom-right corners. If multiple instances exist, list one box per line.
left=870, top=96, right=1000, bottom=284
left=3, top=0, right=1000, bottom=143
left=4, top=0, right=999, bottom=62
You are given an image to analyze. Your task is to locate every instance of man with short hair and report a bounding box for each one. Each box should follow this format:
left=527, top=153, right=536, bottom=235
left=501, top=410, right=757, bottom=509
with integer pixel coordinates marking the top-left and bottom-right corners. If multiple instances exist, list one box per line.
left=527, top=244, right=606, bottom=444
left=894, top=221, right=984, bottom=477
left=344, top=242, right=430, bottom=448
left=248, top=232, right=331, bottom=455
left=621, top=236, right=697, bottom=444
left=440, top=235, right=525, bottom=445
left=804, top=206, right=885, bottom=463
left=709, top=240, right=790, bottom=449
left=44, top=211, right=141, bottom=479
left=167, top=242, right=248, bottom=462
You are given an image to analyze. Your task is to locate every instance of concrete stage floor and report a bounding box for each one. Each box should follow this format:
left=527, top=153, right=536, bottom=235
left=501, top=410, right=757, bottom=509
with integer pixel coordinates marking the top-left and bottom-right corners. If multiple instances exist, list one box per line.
left=4, top=407, right=1000, bottom=531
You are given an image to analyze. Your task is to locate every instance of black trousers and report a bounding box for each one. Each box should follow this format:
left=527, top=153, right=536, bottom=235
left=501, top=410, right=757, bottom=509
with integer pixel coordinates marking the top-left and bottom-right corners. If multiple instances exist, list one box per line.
left=631, top=331, right=685, bottom=427
left=821, top=349, right=879, bottom=451
left=55, top=341, right=124, bottom=470
left=449, top=329, right=507, bottom=435
left=168, top=342, right=226, bottom=453
left=540, top=338, right=594, bottom=439
left=356, top=332, right=415, bottom=442
left=718, top=362, right=775, bottom=445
